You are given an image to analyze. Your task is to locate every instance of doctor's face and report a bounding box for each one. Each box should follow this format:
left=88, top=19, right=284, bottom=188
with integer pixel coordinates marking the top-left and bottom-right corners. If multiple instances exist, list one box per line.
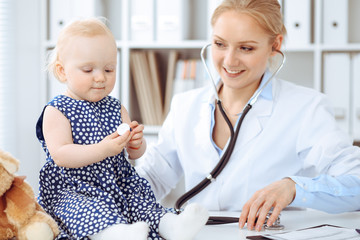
left=211, top=10, right=274, bottom=93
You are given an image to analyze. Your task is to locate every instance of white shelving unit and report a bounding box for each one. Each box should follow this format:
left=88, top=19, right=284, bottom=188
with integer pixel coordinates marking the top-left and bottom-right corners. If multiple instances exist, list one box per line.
left=41, top=0, right=360, bottom=143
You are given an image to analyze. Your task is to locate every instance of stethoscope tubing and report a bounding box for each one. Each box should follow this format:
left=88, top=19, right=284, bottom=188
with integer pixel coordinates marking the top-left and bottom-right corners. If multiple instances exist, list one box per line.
left=175, top=43, right=286, bottom=225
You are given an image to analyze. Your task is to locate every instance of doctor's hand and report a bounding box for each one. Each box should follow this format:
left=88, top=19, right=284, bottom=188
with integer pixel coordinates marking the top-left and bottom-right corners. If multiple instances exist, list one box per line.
left=238, top=178, right=296, bottom=231
left=126, top=121, right=144, bottom=150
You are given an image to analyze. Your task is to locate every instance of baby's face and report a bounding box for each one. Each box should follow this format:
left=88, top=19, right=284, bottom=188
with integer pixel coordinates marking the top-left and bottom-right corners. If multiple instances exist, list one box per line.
left=59, top=34, right=117, bottom=102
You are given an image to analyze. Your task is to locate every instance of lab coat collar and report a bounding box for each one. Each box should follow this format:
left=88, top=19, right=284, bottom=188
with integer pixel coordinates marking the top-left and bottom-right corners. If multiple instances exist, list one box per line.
left=205, top=69, right=276, bottom=151
left=205, top=68, right=274, bottom=107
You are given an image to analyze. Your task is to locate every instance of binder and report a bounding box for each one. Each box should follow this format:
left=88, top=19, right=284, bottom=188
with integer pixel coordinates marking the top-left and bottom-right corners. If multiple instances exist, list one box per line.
left=129, top=0, right=154, bottom=41
left=283, top=0, right=311, bottom=45
left=323, top=0, right=348, bottom=44
left=323, top=53, right=351, bottom=133
left=147, top=51, right=164, bottom=123
left=71, top=0, right=102, bottom=19
left=195, top=59, right=207, bottom=88
left=130, top=51, right=156, bottom=125
left=172, top=59, right=196, bottom=96
left=207, top=0, right=223, bottom=40
left=352, top=53, right=360, bottom=141
left=49, top=0, right=72, bottom=41
left=49, top=0, right=103, bottom=41
left=172, top=58, right=207, bottom=96
left=156, top=0, right=189, bottom=41
left=163, top=50, right=179, bottom=117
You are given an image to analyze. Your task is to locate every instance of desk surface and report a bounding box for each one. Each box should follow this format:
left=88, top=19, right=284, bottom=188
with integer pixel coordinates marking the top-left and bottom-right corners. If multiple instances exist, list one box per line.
left=194, top=209, right=360, bottom=239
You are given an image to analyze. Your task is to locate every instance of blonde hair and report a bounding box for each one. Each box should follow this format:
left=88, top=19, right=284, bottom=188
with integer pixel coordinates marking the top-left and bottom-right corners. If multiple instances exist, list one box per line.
left=211, top=0, right=286, bottom=44
left=47, top=17, right=116, bottom=80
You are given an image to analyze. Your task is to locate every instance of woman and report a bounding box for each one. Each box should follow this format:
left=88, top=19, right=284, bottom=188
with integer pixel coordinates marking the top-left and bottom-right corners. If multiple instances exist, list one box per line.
left=136, top=0, right=360, bottom=232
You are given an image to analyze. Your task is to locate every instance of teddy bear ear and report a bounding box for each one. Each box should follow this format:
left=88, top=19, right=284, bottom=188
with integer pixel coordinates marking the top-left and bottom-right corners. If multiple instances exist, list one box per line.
left=0, top=149, right=19, bottom=175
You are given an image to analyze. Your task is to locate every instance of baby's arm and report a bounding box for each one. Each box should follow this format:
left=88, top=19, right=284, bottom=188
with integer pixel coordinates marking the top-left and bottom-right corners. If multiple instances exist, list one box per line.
left=121, top=106, right=146, bottom=159
left=43, top=106, right=131, bottom=168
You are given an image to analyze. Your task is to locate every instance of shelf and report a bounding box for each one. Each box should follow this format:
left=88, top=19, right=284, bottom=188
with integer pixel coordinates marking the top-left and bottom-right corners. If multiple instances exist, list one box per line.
left=321, top=44, right=360, bottom=52
left=283, top=44, right=316, bottom=52
left=127, top=40, right=208, bottom=49
left=41, top=0, right=360, bottom=140
left=143, top=125, right=162, bottom=135
left=45, top=40, right=209, bottom=50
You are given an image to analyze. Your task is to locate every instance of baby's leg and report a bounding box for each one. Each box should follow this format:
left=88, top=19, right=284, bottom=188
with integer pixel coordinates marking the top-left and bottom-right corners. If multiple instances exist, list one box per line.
left=159, top=203, right=209, bottom=240
left=89, top=222, right=149, bottom=240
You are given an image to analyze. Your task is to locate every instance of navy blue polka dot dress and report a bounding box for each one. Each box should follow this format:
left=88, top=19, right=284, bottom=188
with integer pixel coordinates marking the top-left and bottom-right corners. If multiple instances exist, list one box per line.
left=36, top=95, right=171, bottom=240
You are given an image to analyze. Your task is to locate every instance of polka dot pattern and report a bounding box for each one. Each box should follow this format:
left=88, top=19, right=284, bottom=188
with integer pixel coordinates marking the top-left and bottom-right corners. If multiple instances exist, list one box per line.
left=36, top=95, right=171, bottom=240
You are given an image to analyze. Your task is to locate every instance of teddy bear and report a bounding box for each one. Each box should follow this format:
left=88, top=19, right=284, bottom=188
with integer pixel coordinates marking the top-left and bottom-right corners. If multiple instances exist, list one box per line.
left=0, top=149, right=59, bottom=240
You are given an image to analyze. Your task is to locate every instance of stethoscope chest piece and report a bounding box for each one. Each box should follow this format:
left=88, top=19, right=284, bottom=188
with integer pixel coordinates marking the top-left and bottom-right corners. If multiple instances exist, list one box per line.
left=265, top=224, right=285, bottom=230
left=264, top=213, right=285, bottom=230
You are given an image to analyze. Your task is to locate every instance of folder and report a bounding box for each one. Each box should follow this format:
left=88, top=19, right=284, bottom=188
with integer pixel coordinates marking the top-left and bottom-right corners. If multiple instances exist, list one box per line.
left=147, top=51, right=164, bottom=123
left=163, top=50, right=179, bottom=117
left=71, top=0, right=103, bottom=19
left=130, top=51, right=156, bottom=125
left=207, top=0, right=223, bottom=40
left=195, top=59, right=207, bottom=88
left=172, top=59, right=196, bottom=96
left=352, top=53, right=360, bottom=141
left=323, top=53, right=351, bottom=133
left=156, top=0, right=189, bottom=41
left=323, top=0, right=348, bottom=44
left=283, top=0, right=311, bottom=45
left=49, top=0, right=103, bottom=41
left=49, top=0, right=72, bottom=41
left=130, top=0, right=154, bottom=41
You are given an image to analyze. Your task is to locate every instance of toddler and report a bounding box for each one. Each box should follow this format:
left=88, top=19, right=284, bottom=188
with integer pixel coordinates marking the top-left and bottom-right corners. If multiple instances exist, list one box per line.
left=35, top=18, right=208, bottom=240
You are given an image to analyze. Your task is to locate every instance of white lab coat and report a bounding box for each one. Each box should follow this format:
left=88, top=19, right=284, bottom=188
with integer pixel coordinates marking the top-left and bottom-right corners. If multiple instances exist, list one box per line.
left=136, top=77, right=360, bottom=211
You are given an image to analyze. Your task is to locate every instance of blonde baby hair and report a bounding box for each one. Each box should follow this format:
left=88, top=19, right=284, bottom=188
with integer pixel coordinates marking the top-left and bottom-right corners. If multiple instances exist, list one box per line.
left=47, top=17, right=116, bottom=81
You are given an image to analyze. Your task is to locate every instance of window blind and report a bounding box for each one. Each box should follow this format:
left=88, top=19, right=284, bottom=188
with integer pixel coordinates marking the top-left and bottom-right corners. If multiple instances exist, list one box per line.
left=0, top=0, right=16, bottom=152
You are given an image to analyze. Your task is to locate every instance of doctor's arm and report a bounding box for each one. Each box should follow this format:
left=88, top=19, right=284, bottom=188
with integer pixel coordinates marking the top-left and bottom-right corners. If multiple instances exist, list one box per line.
left=288, top=93, right=360, bottom=213
left=240, top=94, right=360, bottom=231
left=289, top=174, right=360, bottom=213
left=135, top=102, right=183, bottom=200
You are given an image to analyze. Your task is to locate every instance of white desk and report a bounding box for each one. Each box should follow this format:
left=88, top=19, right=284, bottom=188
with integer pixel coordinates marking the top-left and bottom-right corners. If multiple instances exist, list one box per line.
left=195, top=209, right=360, bottom=239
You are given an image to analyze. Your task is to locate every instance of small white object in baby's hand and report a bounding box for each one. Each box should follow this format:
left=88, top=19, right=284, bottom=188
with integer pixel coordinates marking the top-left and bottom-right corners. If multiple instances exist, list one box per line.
left=117, top=123, right=131, bottom=136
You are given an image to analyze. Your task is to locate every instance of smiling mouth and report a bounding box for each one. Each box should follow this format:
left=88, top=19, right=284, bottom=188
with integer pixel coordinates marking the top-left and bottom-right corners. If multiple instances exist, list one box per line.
left=224, top=67, right=244, bottom=75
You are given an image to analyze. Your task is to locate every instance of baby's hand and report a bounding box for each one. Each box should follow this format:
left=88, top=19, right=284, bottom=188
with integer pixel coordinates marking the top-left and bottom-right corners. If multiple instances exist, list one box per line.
left=100, top=130, right=131, bottom=157
left=126, top=121, right=144, bottom=150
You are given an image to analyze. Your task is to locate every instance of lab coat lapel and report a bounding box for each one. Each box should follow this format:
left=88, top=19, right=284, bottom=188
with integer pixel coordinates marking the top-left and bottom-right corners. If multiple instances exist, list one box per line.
left=236, top=97, right=274, bottom=148
left=236, top=75, right=278, bottom=147
left=194, top=99, right=221, bottom=171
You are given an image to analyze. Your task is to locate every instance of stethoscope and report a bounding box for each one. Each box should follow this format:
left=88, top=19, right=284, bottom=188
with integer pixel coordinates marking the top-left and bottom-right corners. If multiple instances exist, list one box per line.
left=175, top=43, right=286, bottom=229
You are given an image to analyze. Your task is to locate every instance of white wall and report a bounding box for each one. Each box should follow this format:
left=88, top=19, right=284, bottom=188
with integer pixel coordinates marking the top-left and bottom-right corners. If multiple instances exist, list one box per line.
left=13, top=0, right=43, bottom=192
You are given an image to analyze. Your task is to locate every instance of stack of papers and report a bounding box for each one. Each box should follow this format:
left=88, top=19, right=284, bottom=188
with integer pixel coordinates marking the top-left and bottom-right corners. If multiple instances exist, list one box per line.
left=248, top=225, right=359, bottom=240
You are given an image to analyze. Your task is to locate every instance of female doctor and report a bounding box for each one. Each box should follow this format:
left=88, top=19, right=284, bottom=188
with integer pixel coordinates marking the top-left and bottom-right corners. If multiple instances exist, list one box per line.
left=135, top=0, right=360, bottom=232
